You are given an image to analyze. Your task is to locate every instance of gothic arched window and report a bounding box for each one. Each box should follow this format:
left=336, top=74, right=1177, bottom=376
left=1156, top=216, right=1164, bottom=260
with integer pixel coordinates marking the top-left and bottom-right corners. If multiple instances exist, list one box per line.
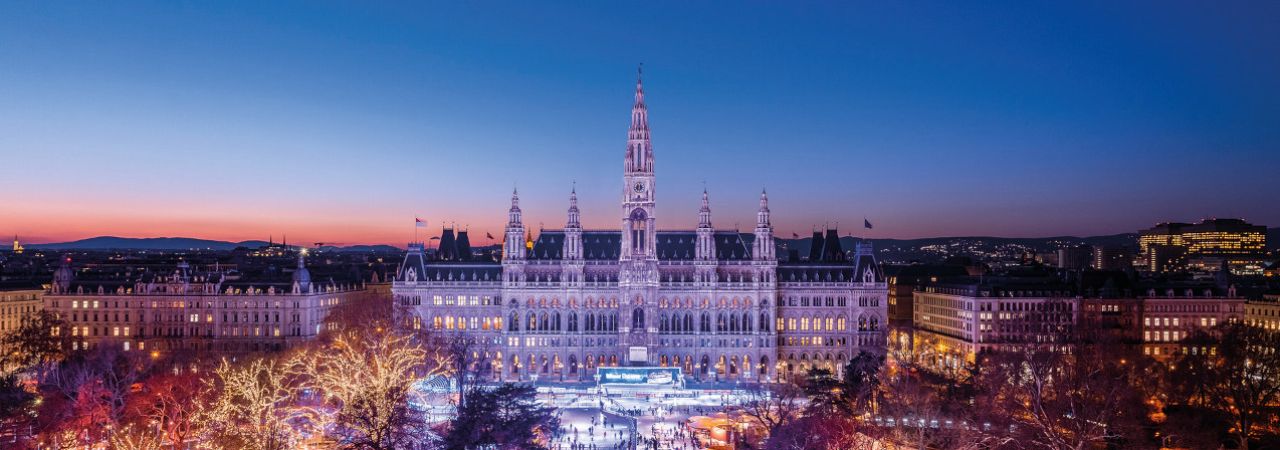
left=629, top=208, right=647, bottom=252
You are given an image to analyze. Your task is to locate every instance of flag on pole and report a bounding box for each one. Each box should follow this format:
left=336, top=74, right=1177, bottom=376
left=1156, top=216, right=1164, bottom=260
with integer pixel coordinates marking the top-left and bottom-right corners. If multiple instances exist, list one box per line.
left=792, top=232, right=799, bottom=239
left=864, top=218, right=873, bottom=229
left=415, top=218, right=427, bottom=228
left=486, top=232, right=495, bottom=240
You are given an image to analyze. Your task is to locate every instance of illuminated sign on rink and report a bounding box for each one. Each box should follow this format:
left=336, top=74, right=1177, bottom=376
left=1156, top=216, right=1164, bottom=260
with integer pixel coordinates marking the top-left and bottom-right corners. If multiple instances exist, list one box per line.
left=597, top=367, right=682, bottom=386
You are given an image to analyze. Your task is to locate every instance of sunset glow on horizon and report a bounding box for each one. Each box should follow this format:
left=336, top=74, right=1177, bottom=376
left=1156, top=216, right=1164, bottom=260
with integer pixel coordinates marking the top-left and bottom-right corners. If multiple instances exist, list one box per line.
left=3, top=1, right=1278, bottom=246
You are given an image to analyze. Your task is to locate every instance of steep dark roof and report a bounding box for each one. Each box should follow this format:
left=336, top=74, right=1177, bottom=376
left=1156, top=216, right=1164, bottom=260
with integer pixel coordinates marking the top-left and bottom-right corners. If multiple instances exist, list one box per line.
left=398, top=244, right=428, bottom=281
left=808, top=231, right=824, bottom=261
left=421, top=262, right=501, bottom=282
left=821, top=229, right=846, bottom=262
left=528, top=230, right=753, bottom=261
left=455, top=231, right=472, bottom=260
left=437, top=228, right=457, bottom=260
left=851, top=245, right=883, bottom=282
left=777, top=265, right=856, bottom=283
left=781, top=242, right=884, bottom=283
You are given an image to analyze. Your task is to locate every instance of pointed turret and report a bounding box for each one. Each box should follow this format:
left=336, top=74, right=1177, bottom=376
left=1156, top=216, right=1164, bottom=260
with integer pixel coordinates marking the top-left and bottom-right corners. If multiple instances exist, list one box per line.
left=756, top=189, right=771, bottom=228
left=696, top=189, right=715, bottom=261
left=567, top=186, right=581, bottom=229
left=508, top=188, right=522, bottom=226
left=564, top=186, right=583, bottom=260
left=504, top=189, right=526, bottom=261
left=753, top=189, right=775, bottom=261
left=698, top=189, right=712, bottom=229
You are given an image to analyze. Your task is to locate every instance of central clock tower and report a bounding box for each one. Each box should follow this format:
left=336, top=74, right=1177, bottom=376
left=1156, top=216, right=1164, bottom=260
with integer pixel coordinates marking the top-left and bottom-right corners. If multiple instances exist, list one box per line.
left=621, top=66, right=656, bottom=263
left=620, top=66, right=658, bottom=365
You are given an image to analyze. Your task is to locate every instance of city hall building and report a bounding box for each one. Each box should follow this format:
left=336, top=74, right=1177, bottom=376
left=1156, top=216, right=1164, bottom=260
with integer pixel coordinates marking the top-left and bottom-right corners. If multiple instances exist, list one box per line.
left=392, top=72, right=888, bottom=383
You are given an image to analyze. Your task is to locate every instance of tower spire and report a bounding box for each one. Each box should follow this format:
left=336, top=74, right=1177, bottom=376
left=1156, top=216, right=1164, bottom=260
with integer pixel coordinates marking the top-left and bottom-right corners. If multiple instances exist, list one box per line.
left=757, top=189, right=771, bottom=228
left=567, top=186, right=581, bottom=228
left=508, top=188, right=522, bottom=226
left=698, top=189, right=712, bottom=229
left=626, top=64, right=652, bottom=173
left=504, top=188, right=526, bottom=261
left=754, top=188, right=775, bottom=261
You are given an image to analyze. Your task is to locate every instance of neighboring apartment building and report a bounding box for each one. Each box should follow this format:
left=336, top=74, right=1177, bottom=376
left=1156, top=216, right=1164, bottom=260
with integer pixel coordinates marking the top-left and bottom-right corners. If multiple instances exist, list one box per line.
left=1245, top=293, right=1280, bottom=332
left=42, top=254, right=376, bottom=355
left=0, top=285, right=42, bottom=335
left=1139, top=285, right=1244, bottom=359
left=911, top=277, right=1077, bottom=375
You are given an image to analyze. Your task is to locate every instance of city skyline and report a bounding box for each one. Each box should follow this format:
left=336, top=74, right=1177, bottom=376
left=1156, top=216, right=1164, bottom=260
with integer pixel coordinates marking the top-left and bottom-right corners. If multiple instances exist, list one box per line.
left=3, top=2, right=1279, bottom=245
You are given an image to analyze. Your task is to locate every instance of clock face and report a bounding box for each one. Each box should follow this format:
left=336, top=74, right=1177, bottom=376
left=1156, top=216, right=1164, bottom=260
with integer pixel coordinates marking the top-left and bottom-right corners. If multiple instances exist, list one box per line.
left=633, top=181, right=646, bottom=193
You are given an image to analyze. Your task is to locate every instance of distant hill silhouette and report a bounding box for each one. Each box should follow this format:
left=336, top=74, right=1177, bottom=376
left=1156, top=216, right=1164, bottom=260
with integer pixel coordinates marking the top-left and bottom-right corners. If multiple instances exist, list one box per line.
left=28, top=236, right=399, bottom=252
left=776, top=233, right=1140, bottom=262
left=27, top=230, right=1271, bottom=255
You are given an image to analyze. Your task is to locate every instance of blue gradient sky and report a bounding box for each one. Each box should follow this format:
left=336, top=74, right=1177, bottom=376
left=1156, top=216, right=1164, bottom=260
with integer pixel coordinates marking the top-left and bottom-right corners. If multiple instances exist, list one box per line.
left=2, top=1, right=1277, bottom=245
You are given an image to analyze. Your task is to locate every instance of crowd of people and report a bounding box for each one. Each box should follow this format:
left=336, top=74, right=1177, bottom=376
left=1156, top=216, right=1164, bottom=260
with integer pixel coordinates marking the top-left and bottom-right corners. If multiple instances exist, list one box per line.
left=544, top=388, right=749, bottom=450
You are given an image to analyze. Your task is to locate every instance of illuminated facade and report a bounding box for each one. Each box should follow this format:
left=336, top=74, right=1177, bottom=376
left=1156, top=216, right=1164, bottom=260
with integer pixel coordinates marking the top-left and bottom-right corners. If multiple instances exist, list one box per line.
left=1091, top=245, right=1134, bottom=271
left=0, top=287, right=41, bottom=335
left=910, top=280, right=1077, bottom=375
left=392, top=72, right=888, bottom=383
left=1138, top=219, right=1267, bottom=274
left=42, top=254, right=375, bottom=355
left=1245, top=294, right=1280, bottom=332
left=10, top=235, right=22, bottom=254
left=1139, top=286, right=1243, bottom=359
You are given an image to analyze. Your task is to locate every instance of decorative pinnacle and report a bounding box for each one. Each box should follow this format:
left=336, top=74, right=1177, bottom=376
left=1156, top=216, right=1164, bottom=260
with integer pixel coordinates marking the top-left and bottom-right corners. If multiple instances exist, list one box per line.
left=635, top=64, right=644, bottom=101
